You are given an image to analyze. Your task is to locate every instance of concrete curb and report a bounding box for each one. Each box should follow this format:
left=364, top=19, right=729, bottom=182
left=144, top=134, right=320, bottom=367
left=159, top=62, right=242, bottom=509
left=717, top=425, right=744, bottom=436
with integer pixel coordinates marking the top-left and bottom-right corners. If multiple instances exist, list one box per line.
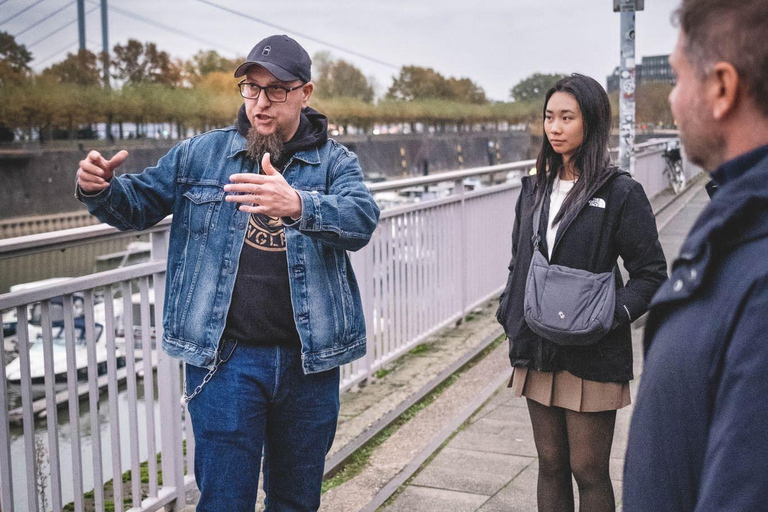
left=324, top=326, right=504, bottom=479
left=360, top=369, right=513, bottom=512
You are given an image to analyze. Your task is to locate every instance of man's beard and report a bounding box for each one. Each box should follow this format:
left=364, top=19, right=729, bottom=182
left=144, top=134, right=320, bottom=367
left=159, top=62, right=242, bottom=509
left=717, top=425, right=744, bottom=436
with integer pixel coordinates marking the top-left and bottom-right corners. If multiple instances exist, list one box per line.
left=245, top=126, right=284, bottom=165
left=677, top=106, right=726, bottom=172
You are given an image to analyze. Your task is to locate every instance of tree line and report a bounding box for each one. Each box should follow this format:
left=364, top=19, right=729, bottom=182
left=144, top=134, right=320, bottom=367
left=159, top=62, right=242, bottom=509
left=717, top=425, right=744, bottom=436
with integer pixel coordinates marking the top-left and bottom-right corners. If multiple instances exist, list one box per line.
left=0, top=32, right=674, bottom=143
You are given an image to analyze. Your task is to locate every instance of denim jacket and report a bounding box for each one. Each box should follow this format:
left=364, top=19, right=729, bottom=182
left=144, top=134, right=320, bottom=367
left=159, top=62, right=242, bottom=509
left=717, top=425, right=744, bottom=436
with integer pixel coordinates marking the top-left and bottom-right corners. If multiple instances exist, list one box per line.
left=78, top=127, right=380, bottom=373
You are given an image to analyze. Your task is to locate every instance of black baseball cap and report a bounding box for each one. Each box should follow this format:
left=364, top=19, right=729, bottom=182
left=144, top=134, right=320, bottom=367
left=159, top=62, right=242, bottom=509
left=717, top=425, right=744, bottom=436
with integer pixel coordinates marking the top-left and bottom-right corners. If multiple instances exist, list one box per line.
left=234, top=35, right=312, bottom=83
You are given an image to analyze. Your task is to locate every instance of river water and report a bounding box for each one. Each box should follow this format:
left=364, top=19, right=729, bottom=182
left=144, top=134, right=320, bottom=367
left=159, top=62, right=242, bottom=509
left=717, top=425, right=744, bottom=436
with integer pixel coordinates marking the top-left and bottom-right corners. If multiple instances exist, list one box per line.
left=7, top=375, right=173, bottom=511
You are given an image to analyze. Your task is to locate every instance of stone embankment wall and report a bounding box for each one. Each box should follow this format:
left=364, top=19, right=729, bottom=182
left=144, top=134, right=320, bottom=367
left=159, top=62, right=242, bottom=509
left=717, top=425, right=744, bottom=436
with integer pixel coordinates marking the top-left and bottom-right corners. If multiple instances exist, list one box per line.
left=0, top=131, right=536, bottom=221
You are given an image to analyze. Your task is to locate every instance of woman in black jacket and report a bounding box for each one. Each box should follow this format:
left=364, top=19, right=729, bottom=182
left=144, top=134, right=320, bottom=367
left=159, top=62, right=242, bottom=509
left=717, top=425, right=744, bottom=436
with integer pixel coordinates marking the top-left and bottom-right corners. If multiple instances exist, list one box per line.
left=496, top=74, right=667, bottom=512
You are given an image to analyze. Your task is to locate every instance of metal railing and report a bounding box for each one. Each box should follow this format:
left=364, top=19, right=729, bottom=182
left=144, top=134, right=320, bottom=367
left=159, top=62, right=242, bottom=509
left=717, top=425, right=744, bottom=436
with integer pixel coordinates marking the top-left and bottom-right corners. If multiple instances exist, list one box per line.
left=0, top=143, right=694, bottom=511
left=345, top=160, right=532, bottom=390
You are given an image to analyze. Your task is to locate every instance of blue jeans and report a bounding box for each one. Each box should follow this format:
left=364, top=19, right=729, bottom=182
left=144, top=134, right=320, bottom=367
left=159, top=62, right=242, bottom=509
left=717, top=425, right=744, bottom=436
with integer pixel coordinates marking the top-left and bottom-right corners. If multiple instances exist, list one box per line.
left=186, top=340, right=340, bottom=511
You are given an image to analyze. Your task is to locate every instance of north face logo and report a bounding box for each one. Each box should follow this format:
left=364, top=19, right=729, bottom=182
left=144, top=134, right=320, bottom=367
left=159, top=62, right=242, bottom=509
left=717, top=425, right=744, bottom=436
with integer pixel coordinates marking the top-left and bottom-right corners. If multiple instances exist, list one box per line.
left=588, top=198, right=606, bottom=209
left=262, top=46, right=271, bottom=56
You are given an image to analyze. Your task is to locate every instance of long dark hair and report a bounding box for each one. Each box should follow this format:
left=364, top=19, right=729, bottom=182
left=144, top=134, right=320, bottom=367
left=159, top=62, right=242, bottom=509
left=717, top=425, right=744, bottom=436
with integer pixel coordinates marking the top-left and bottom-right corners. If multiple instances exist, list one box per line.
left=535, top=73, right=612, bottom=225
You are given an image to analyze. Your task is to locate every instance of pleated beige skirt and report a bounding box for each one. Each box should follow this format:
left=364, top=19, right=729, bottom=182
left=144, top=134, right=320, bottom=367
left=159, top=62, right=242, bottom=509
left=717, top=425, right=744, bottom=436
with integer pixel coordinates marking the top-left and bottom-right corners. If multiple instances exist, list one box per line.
left=509, top=367, right=631, bottom=412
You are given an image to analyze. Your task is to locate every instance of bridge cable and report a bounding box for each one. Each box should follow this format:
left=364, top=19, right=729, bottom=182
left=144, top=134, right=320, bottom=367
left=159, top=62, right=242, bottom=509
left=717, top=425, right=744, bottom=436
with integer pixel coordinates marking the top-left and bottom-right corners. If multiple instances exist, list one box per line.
left=0, top=0, right=50, bottom=27
left=193, top=0, right=400, bottom=70
left=26, top=5, right=98, bottom=49
left=87, top=0, right=240, bottom=56
left=14, top=1, right=74, bottom=38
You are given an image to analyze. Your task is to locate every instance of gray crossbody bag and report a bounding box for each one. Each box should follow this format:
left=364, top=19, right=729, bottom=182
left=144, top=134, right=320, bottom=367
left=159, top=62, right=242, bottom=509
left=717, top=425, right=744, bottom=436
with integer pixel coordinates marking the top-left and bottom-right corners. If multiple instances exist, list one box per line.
left=523, top=191, right=616, bottom=346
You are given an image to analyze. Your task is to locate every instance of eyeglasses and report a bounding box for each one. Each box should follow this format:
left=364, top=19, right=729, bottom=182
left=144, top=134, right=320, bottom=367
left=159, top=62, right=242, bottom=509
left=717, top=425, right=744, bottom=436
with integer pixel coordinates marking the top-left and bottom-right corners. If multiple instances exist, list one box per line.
left=237, top=81, right=304, bottom=102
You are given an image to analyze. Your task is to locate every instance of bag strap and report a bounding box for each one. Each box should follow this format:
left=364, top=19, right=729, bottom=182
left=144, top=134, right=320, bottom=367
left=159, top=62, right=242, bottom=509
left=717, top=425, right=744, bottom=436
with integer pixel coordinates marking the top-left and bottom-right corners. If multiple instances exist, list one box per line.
left=531, top=190, right=547, bottom=251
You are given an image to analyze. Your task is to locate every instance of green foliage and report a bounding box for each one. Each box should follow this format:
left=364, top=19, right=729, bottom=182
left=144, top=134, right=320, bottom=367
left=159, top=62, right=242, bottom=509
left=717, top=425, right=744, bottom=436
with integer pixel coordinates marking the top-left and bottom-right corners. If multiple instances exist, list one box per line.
left=387, top=65, right=449, bottom=101
left=636, top=82, right=674, bottom=127
left=0, top=30, right=33, bottom=86
left=386, top=65, right=486, bottom=104
left=42, top=49, right=102, bottom=87
left=313, top=51, right=375, bottom=103
left=0, top=81, right=541, bottom=140
left=510, top=72, right=567, bottom=102
left=408, top=342, right=438, bottom=356
left=111, top=39, right=182, bottom=86
left=0, top=39, right=554, bottom=140
left=446, top=77, right=486, bottom=104
left=186, top=49, right=241, bottom=83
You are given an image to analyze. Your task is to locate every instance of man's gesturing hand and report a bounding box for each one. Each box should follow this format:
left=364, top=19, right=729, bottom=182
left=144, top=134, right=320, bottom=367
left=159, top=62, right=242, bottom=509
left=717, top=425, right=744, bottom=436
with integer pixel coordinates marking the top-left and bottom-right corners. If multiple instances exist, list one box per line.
left=77, top=150, right=129, bottom=194
left=224, top=153, right=303, bottom=219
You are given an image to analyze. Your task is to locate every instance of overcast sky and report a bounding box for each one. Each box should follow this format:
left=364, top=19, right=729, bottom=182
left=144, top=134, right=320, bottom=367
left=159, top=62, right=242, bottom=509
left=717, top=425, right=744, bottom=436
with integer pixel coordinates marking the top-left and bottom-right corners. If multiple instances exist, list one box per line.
left=5, top=0, right=682, bottom=101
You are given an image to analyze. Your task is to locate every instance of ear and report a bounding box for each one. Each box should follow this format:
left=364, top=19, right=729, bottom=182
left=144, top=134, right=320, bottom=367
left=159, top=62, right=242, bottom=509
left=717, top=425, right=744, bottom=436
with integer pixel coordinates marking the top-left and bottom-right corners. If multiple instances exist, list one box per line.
left=708, top=62, right=739, bottom=121
left=301, top=82, right=314, bottom=107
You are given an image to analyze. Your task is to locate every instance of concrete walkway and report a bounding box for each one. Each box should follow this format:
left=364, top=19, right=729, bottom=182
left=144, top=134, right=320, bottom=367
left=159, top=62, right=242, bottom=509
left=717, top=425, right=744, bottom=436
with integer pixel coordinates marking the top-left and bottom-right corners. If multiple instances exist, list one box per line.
left=380, top=182, right=711, bottom=512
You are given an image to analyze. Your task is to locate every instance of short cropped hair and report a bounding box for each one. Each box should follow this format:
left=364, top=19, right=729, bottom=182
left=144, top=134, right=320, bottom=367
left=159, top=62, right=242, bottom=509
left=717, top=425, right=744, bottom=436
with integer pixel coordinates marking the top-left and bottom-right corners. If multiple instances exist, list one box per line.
left=677, top=0, right=768, bottom=116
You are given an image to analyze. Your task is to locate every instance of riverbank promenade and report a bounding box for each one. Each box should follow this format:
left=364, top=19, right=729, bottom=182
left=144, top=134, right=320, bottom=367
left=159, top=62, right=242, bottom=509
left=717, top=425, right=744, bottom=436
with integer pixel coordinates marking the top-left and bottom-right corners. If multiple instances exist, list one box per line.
left=181, top=176, right=710, bottom=511
left=0, top=139, right=704, bottom=512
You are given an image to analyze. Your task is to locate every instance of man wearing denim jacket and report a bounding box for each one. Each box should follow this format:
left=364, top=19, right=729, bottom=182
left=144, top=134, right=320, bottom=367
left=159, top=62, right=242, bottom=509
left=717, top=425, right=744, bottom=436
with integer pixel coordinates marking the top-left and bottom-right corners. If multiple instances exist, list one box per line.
left=76, top=35, right=380, bottom=512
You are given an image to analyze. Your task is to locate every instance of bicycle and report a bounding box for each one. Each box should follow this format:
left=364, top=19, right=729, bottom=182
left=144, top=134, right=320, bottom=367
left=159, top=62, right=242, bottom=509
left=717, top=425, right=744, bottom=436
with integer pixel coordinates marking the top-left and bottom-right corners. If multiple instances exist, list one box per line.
left=662, top=141, right=687, bottom=195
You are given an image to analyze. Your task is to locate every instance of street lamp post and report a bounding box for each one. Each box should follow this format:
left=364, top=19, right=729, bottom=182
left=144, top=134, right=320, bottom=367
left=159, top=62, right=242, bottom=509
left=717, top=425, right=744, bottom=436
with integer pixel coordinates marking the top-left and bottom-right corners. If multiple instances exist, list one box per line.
left=614, top=0, right=644, bottom=174
left=77, top=0, right=86, bottom=50
left=101, top=0, right=110, bottom=87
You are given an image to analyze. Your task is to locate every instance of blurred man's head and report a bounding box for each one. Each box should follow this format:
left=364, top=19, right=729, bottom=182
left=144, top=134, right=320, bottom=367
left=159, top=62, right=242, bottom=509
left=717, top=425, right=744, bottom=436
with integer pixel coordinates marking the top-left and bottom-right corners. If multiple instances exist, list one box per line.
left=669, top=0, right=768, bottom=170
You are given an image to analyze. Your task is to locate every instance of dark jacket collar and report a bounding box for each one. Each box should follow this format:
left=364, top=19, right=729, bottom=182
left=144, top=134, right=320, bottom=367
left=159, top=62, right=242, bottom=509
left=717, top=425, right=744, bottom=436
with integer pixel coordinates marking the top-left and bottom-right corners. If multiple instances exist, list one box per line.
left=227, top=135, right=321, bottom=165
left=711, top=144, right=768, bottom=189
left=679, top=144, right=768, bottom=262
left=705, top=144, right=768, bottom=198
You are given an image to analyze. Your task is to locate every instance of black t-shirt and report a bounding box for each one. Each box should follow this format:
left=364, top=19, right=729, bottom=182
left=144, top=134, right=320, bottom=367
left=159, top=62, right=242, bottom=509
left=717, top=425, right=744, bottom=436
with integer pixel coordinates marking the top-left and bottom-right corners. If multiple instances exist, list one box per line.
left=222, top=106, right=328, bottom=347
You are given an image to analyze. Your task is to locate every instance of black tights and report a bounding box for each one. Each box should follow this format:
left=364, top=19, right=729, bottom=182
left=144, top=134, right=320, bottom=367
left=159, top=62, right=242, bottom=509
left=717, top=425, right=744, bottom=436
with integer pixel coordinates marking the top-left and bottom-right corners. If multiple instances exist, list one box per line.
left=527, top=399, right=617, bottom=512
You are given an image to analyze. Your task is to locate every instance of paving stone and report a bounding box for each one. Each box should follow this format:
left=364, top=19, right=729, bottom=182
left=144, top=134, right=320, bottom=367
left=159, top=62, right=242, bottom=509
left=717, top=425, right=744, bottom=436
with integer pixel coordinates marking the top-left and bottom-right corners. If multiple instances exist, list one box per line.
left=468, top=392, right=508, bottom=424
left=381, top=486, right=489, bottom=512
left=477, top=461, right=539, bottom=512
left=470, top=392, right=523, bottom=424
left=412, top=447, right=534, bottom=496
left=450, top=413, right=537, bottom=458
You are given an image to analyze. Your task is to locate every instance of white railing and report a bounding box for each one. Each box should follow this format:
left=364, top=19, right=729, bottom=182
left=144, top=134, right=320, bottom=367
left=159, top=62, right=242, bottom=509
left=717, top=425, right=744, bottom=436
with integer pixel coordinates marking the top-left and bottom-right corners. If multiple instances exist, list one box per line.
left=345, top=160, right=532, bottom=390
left=0, top=144, right=695, bottom=512
left=0, top=233, right=189, bottom=512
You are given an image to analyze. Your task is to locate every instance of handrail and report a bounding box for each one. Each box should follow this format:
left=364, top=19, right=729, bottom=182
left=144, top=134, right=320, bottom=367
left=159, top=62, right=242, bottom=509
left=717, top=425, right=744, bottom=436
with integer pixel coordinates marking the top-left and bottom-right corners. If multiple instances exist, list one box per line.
left=367, top=160, right=535, bottom=193
left=0, top=144, right=667, bottom=260
left=0, top=217, right=172, bottom=260
left=0, top=261, right=166, bottom=310
left=0, top=162, right=534, bottom=259
left=634, top=139, right=672, bottom=150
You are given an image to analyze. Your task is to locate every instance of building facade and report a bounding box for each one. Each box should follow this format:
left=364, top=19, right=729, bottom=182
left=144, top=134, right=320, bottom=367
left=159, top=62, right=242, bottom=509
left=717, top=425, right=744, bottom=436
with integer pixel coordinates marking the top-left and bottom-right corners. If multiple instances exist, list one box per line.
left=606, top=54, right=676, bottom=93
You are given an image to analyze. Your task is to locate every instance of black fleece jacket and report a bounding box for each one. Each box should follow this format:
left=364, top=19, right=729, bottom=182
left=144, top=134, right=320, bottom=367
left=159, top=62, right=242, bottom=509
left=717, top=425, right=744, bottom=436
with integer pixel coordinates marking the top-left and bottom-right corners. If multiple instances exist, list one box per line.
left=496, top=168, right=667, bottom=382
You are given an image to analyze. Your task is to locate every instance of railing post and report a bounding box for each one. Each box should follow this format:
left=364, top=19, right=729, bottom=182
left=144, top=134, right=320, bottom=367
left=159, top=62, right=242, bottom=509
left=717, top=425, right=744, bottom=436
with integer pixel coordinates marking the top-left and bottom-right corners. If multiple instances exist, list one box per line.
left=454, top=178, right=468, bottom=322
left=0, top=328, right=14, bottom=512
left=356, top=245, right=375, bottom=381
left=152, top=231, right=186, bottom=510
